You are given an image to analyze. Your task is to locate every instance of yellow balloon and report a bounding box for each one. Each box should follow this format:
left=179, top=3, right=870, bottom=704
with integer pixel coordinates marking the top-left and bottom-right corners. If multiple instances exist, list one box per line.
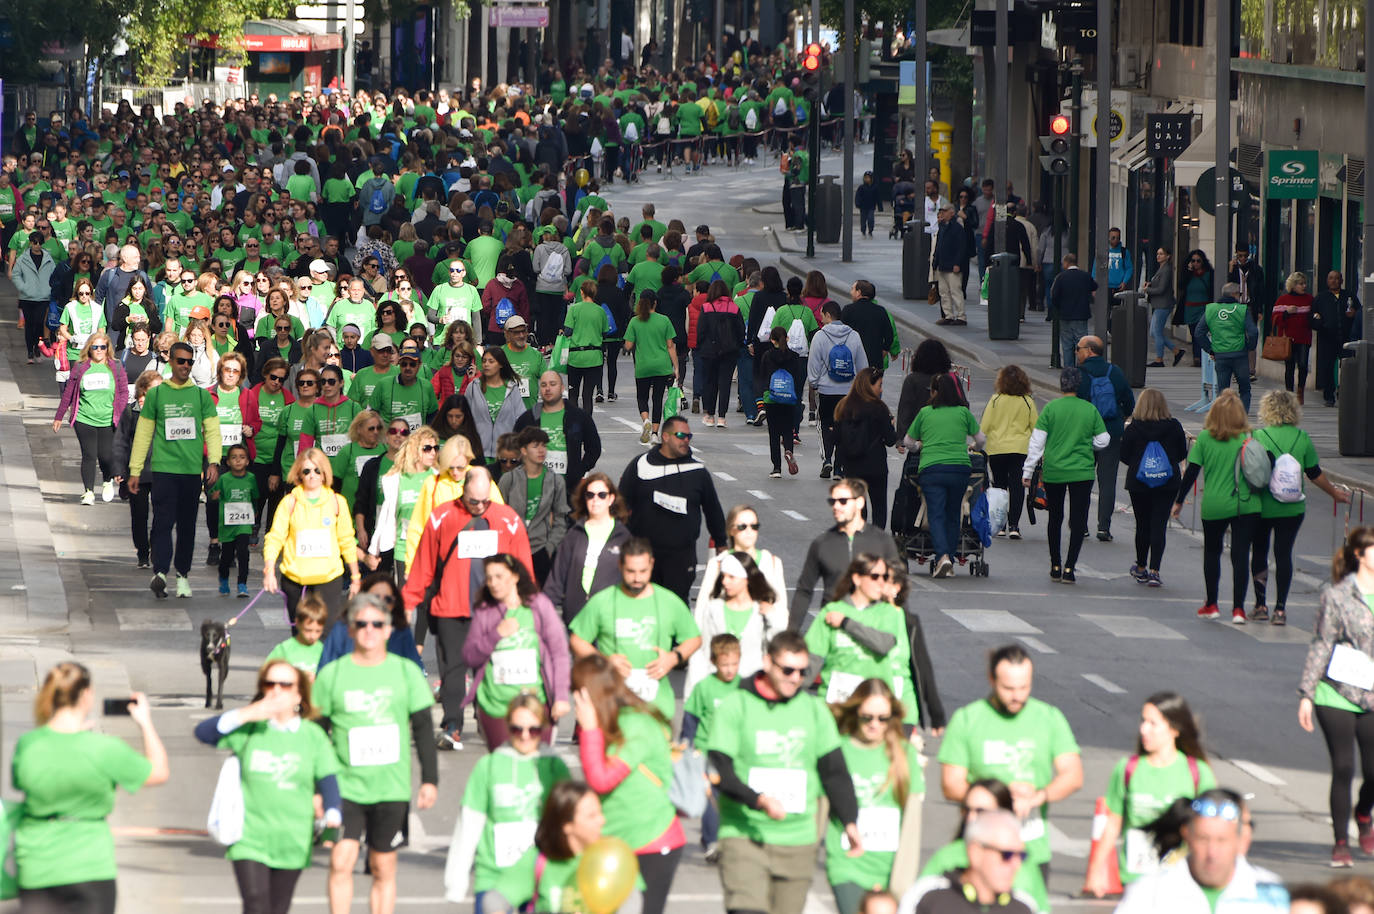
left=575, top=167, right=591, bottom=188
left=576, top=836, right=639, bottom=914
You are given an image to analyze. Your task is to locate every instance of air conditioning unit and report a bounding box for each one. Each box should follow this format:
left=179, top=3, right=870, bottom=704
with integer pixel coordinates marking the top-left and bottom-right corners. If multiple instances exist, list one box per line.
left=1116, top=48, right=1141, bottom=85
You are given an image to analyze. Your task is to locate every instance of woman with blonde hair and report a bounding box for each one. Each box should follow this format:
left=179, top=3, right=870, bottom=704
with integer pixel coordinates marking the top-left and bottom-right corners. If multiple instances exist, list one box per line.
left=1119, top=388, right=1188, bottom=587
left=403, top=434, right=506, bottom=572
left=369, top=427, right=440, bottom=582
left=1271, top=270, right=1315, bottom=401
left=331, top=408, right=388, bottom=512
left=1171, top=390, right=1261, bottom=622
left=263, top=447, right=361, bottom=627
left=979, top=364, right=1037, bottom=539
left=1248, top=389, right=1349, bottom=624
left=53, top=330, right=130, bottom=506
left=13, top=662, right=168, bottom=912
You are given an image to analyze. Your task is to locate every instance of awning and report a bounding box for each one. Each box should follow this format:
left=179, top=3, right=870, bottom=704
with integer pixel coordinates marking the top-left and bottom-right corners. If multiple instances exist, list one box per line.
left=1113, top=101, right=1191, bottom=174
left=196, top=20, right=343, bottom=53
left=1173, top=118, right=1219, bottom=187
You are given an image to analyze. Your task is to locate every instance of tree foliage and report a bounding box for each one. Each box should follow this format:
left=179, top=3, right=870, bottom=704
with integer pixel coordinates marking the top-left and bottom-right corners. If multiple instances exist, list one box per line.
left=123, top=0, right=296, bottom=84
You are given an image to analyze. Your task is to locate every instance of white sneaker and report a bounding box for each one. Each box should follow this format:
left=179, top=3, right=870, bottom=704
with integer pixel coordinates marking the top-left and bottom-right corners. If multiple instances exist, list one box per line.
left=640, top=420, right=652, bottom=444
left=101, top=480, right=115, bottom=502
left=703, top=416, right=716, bottom=427
left=80, top=490, right=95, bottom=506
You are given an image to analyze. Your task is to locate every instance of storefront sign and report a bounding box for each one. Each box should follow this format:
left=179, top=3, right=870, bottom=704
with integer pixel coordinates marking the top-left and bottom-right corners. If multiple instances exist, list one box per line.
left=1195, top=166, right=1253, bottom=213
left=1147, top=114, right=1191, bottom=158
left=1319, top=152, right=1344, bottom=199
left=1265, top=149, right=1318, bottom=200
left=489, top=4, right=549, bottom=27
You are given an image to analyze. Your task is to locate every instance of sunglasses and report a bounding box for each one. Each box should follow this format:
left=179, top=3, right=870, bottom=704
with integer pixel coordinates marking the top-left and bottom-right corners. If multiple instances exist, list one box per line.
left=78, top=290, right=92, bottom=298
left=858, top=713, right=893, bottom=724
left=733, top=522, right=760, bottom=531
left=321, top=376, right=340, bottom=384
left=276, top=324, right=292, bottom=332
left=173, top=357, right=194, bottom=366
left=400, top=358, right=420, bottom=365
left=777, top=665, right=807, bottom=678
left=509, top=724, right=541, bottom=737
left=267, top=373, right=286, bottom=382
left=827, top=497, right=855, bottom=506
left=89, top=343, right=108, bottom=351
left=464, top=498, right=492, bottom=511
left=862, top=571, right=889, bottom=581
left=671, top=431, right=693, bottom=440
left=301, top=467, right=323, bottom=477
left=353, top=618, right=388, bottom=630
left=262, top=679, right=296, bottom=691
left=978, top=845, right=1029, bottom=864
left=388, top=427, right=410, bottom=436
left=420, top=443, right=438, bottom=452
left=498, top=457, right=520, bottom=466
left=585, top=490, right=612, bottom=500
left=297, top=380, right=317, bottom=388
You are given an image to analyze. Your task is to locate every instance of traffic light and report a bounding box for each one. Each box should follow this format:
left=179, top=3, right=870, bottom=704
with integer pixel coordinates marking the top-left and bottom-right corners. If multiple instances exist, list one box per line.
left=1039, top=113, right=1071, bottom=175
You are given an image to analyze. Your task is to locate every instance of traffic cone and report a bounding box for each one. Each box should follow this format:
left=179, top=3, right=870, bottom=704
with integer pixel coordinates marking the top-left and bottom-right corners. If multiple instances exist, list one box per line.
left=1080, top=796, right=1122, bottom=897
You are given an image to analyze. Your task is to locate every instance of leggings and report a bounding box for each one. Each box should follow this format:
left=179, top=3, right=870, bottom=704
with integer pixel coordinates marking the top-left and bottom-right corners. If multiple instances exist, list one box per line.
left=853, top=470, right=889, bottom=530
left=567, top=363, right=601, bottom=413
left=250, top=462, right=285, bottom=539
left=1285, top=343, right=1311, bottom=393
left=218, top=534, right=251, bottom=584
left=280, top=574, right=345, bottom=629
left=19, top=298, right=47, bottom=358
left=1315, top=703, right=1374, bottom=844
left=1251, top=513, right=1305, bottom=610
left=231, top=858, right=303, bottom=914
left=1201, top=514, right=1256, bottom=608
left=764, top=403, right=798, bottom=471
left=1128, top=486, right=1178, bottom=571
left=818, top=393, right=842, bottom=466
left=635, top=375, right=672, bottom=423
left=126, top=479, right=150, bottom=559
left=73, top=421, right=115, bottom=492
left=205, top=489, right=219, bottom=541
left=987, top=453, right=1028, bottom=529
left=18, top=879, right=116, bottom=914
left=636, top=845, right=684, bottom=914
left=700, top=355, right=735, bottom=419
left=1044, top=479, right=1093, bottom=569
left=599, top=341, right=622, bottom=395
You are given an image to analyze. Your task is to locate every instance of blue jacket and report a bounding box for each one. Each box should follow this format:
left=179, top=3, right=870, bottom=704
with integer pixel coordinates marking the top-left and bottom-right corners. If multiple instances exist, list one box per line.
left=1092, top=244, right=1134, bottom=288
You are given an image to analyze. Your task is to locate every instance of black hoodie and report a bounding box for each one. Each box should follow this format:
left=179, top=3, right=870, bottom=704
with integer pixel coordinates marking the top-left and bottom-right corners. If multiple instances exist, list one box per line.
left=617, top=446, right=727, bottom=549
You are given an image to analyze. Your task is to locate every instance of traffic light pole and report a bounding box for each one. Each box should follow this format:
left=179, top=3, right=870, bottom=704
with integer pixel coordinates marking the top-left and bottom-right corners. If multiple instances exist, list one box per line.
left=840, top=0, right=855, bottom=262
left=992, top=0, right=1009, bottom=254
left=1069, top=59, right=1082, bottom=258
left=1052, top=174, right=1063, bottom=369
left=807, top=104, right=819, bottom=259
left=1092, top=0, right=1111, bottom=340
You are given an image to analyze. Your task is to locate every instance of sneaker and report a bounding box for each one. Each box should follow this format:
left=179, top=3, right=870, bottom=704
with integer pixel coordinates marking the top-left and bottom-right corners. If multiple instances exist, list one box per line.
left=80, top=490, right=95, bottom=506
left=716, top=419, right=727, bottom=429
left=1007, top=527, right=1021, bottom=540
left=649, top=433, right=661, bottom=445
left=692, top=398, right=701, bottom=414
left=704, top=842, right=721, bottom=864
left=769, top=468, right=782, bottom=479
left=595, top=392, right=605, bottom=403
left=206, top=542, right=221, bottom=566
left=751, top=413, right=766, bottom=427
left=1049, top=565, right=1062, bottom=583
left=137, top=553, right=150, bottom=568
left=1272, top=608, right=1287, bottom=626
left=218, top=578, right=230, bottom=595
left=1333, top=841, right=1355, bottom=868
left=1060, top=568, right=1077, bottom=584
left=1096, top=530, right=1113, bottom=543
left=237, top=582, right=250, bottom=598
left=640, top=420, right=652, bottom=444
left=1147, top=571, right=1162, bottom=588
left=1358, top=815, right=1374, bottom=855
left=936, top=556, right=954, bottom=578
left=150, top=573, right=168, bottom=599
left=819, top=461, right=833, bottom=479
left=1231, top=608, right=1246, bottom=624
left=436, top=730, right=463, bottom=751
left=607, top=392, right=618, bottom=402
left=176, top=576, right=192, bottom=598
left=808, top=410, right=817, bottom=426
left=1196, top=603, right=1220, bottom=619
left=101, top=480, right=115, bottom=503
left=995, top=528, right=1008, bottom=538
left=1129, top=563, right=1148, bottom=583
left=1249, top=605, right=1269, bottom=622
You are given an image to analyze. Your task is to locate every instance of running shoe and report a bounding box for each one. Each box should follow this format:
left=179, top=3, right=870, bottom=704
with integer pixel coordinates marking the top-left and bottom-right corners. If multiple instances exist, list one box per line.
left=1196, top=603, right=1220, bottom=619
left=80, top=490, right=95, bottom=506
left=218, top=578, right=230, bottom=596
left=640, top=420, right=652, bottom=444
left=716, top=419, right=727, bottom=429
left=137, top=553, right=150, bottom=568
left=595, top=392, right=605, bottom=403
left=1358, top=815, right=1374, bottom=855
left=176, top=576, right=192, bottom=598
left=785, top=452, right=798, bottom=475
left=1231, top=608, right=1246, bottom=624
left=1007, top=527, right=1021, bottom=540
left=436, top=730, right=463, bottom=751
left=1272, top=608, right=1287, bottom=626
left=1129, top=563, right=1148, bottom=583
left=1249, top=605, right=1269, bottom=622
left=101, top=480, right=115, bottom=503
left=703, top=415, right=716, bottom=427
left=1333, top=841, right=1354, bottom=868
left=936, top=556, right=954, bottom=578
left=769, top=468, right=782, bottom=479
left=1060, top=568, right=1077, bottom=584
left=704, top=842, right=721, bottom=864
left=1049, top=565, right=1062, bottom=583
left=1147, top=571, right=1162, bottom=588
left=237, top=582, right=250, bottom=598
left=150, top=573, right=168, bottom=599
left=607, top=392, right=617, bottom=402
left=819, top=461, right=832, bottom=479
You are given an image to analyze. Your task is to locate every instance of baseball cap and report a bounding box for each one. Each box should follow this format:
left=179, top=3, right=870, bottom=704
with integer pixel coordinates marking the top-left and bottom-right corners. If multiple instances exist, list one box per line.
left=309, top=258, right=329, bottom=274
left=189, top=305, right=212, bottom=320
left=398, top=340, right=421, bottom=359
left=221, top=164, right=236, bottom=174
left=371, top=335, right=396, bottom=351
left=503, top=315, right=528, bottom=330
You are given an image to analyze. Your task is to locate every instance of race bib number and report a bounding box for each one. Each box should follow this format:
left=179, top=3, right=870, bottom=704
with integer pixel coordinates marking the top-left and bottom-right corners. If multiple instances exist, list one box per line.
left=295, top=528, right=333, bottom=558
left=401, top=412, right=421, bottom=431
left=747, top=767, right=807, bottom=815
left=164, top=417, right=196, bottom=441
left=1125, top=827, right=1158, bottom=875
left=221, top=425, right=243, bottom=446
left=1328, top=643, right=1374, bottom=691
left=82, top=372, right=111, bottom=391
left=458, top=529, right=499, bottom=559
left=493, top=820, right=537, bottom=867
left=545, top=450, right=568, bottom=474
left=348, top=723, right=401, bottom=767
left=843, top=806, right=901, bottom=853
left=322, top=433, right=348, bottom=457
left=825, top=671, right=865, bottom=705
left=652, top=490, right=687, bottom=515
left=624, top=668, right=660, bottom=702
left=519, top=377, right=531, bottom=398
left=1020, top=810, right=1045, bottom=843
left=71, top=332, right=91, bottom=351
left=223, top=502, right=255, bottom=526
left=491, top=648, right=539, bottom=686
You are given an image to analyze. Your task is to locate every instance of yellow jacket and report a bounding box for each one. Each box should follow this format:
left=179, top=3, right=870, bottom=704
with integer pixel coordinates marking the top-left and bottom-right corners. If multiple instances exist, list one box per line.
left=264, top=485, right=358, bottom=585
left=403, top=471, right=505, bottom=570
left=979, top=393, right=1039, bottom=456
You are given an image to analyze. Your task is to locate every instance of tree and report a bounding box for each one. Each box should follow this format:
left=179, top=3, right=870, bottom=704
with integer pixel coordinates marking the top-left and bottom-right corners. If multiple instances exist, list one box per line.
left=122, top=0, right=296, bottom=84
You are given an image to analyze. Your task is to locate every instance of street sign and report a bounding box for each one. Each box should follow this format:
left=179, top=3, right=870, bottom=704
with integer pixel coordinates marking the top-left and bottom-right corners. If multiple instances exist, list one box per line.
left=489, top=4, right=549, bottom=26
left=1195, top=166, right=1254, bottom=212
left=1265, top=149, right=1319, bottom=200
left=1146, top=114, right=1191, bottom=158
left=1080, top=89, right=1128, bottom=148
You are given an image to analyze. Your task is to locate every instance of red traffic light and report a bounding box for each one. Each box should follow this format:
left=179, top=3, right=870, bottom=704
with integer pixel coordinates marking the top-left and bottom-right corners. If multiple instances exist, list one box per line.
left=803, top=54, right=820, bottom=71
left=1050, top=113, right=1071, bottom=136
left=805, top=42, right=822, bottom=58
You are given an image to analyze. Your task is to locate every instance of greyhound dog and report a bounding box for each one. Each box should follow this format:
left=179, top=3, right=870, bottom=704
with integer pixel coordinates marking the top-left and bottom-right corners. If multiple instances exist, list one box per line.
left=200, top=618, right=231, bottom=709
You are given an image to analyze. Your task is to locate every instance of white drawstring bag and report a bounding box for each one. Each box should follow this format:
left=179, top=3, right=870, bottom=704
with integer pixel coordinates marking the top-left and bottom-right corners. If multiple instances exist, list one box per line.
left=985, top=487, right=1009, bottom=537
left=206, top=756, right=244, bottom=845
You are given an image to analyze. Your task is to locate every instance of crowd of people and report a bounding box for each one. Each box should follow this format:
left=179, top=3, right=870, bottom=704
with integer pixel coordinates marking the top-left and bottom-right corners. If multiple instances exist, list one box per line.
left=0, top=72, right=1368, bottom=914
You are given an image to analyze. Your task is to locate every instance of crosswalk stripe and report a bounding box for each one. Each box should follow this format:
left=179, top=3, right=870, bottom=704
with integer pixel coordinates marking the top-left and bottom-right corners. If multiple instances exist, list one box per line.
left=1079, top=614, right=1186, bottom=640
left=942, top=609, right=1042, bottom=634
left=714, top=471, right=737, bottom=482
left=781, top=510, right=808, bottom=521
left=1082, top=673, right=1126, bottom=694
left=116, top=609, right=192, bottom=631
left=1017, top=635, right=1058, bottom=654
left=746, top=489, right=772, bottom=500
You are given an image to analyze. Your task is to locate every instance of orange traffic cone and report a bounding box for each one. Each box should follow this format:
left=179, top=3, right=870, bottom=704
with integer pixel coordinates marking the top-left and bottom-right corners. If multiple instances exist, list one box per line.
left=1080, top=796, right=1122, bottom=897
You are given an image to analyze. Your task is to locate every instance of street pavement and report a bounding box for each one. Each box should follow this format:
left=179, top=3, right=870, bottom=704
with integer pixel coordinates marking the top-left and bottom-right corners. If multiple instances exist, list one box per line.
left=0, top=159, right=1369, bottom=910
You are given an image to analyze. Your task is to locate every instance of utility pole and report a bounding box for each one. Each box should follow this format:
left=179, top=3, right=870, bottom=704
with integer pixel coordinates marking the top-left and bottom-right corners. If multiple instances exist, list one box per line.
left=992, top=0, right=1008, bottom=254
left=1366, top=0, right=1374, bottom=342
left=914, top=0, right=926, bottom=244
left=1214, top=0, right=1232, bottom=298
left=343, top=0, right=357, bottom=94
left=1069, top=58, right=1082, bottom=257
left=1092, top=2, right=1110, bottom=339
left=841, top=0, right=855, bottom=262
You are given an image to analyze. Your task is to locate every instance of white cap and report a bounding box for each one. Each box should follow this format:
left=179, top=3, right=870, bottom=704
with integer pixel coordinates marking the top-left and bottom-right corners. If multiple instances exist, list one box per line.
left=309, top=258, right=329, bottom=274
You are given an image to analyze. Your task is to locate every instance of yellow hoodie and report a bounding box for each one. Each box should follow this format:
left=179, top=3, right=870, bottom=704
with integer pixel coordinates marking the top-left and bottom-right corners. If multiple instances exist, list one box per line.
left=264, top=485, right=358, bottom=585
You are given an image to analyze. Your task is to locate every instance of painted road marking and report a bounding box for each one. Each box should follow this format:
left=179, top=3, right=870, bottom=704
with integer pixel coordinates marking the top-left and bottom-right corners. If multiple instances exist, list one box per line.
left=1018, top=636, right=1059, bottom=654
left=1231, top=759, right=1287, bottom=786
left=781, top=510, right=809, bottom=521
left=1080, top=614, right=1186, bottom=640
left=1082, top=674, right=1126, bottom=694
left=943, top=610, right=1042, bottom=634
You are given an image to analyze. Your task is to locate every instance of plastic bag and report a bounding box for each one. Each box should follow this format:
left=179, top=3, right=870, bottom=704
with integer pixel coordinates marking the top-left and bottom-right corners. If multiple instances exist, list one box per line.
left=662, top=385, right=683, bottom=422
left=985, top=487, right=1009, bottom=537
left=207, top=756, right=244, bottom=845
left=550, top=335, right=570, bottom=373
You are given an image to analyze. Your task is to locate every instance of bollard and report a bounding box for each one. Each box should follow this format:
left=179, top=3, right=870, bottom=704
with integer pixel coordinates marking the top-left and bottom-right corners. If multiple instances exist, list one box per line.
left=903, top=230, right=930, bottom=301
left=1338, top=341, right=1374, bottom=455
left=1110, top=291, right=1149, bottom=388
left=986, top=253, right=1020, bottom=340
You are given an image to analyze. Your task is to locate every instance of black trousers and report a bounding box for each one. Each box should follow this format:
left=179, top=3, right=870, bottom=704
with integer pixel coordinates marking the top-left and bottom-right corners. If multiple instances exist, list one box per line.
left=1128, top=486, right=1178, bottom=571
left=126, top=479, right=150, bottom=559
left=650, top=543, right=696, bottom=605
left=1251, top=513, right=1304, bottom=610
left=637, top=845, right=684, bottom=914
left=150, top=472, right=202, bottom=577
left=987, top=453, right=1027, bottom=529
left=635, top=375, right=672, bottom=423
left=250, top=461, right=285, bottom=539
left=850, top=469, right=889, bottom=530
left=19, top=879, right=116, bottom=914
left=73, top=421, right=115, bottom=491
left=1316, top=334, right=1343, bottom=402
left=764, top=403, right=798, bottom=471
left=1202, top=514, right=1256, bottom=608
left=818, top=393, right=843, bottom=466
left=1044, top=479, right=1093, bottom=569
left=279, top=574, right=345, bottom=629
left=231, top=859, right=303, bottom=914
left=533, top=292, right=566, bottom=346
left=433, top=615, right=472, bottom=734
left=599, top=341, right=622, bottom=395
left=19, top=298, right=47, bottom=358
left=218, top=534, right=251, bottom=584
left=1285, top=343, right=1311, bottom=393
left=700, top=355, right=735, bottom=419
left=1316, top=703, right=1374, bottom=844
left=567, top=363, right=601, bottom=413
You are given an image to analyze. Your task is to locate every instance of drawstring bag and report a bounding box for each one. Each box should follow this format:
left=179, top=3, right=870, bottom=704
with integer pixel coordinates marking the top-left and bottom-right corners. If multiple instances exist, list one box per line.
left=207, top=756, right=245, bottom=845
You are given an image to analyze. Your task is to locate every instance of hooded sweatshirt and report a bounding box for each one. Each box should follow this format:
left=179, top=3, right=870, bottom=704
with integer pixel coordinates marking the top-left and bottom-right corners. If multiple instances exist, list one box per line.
left=806, top=320, right=869, bottom=395
left=617, top=447, right=727, bottom=550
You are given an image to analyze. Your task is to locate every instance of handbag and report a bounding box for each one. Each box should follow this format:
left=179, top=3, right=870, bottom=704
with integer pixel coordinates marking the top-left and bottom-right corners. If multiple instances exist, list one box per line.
left=207, top=756, right=245, bottom=845
left=639, top=745, right=710, bottom=819
left=1262, top=332, right=1292, bottom=362
left=927, top=283, right=939, bottom=306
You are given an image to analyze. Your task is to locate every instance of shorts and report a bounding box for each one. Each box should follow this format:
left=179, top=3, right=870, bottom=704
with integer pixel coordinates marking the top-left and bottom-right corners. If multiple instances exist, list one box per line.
left=340, top=799, right=410, bottom=853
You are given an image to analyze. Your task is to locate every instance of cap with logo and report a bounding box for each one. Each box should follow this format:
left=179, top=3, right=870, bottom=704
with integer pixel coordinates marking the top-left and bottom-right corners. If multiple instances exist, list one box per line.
left=503, top=315, right=528, bottom=330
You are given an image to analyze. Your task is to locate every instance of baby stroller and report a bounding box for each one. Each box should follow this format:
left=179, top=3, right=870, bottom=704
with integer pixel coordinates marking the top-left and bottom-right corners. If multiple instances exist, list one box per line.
left=890, top=181, right=918, bottom=239
left=891, top=450, right=991, bottom=576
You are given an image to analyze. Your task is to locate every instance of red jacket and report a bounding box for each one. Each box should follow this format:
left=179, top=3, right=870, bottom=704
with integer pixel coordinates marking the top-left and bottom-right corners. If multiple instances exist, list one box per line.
left=238, top=382, right=295, bottom=462
left=402, top=499, right=533, bottom=619
left=1271, top=293, right=1314, bottom=346
left=687, top=292, right=706, bottom=349
left=432, top=363, right=476, bottom=404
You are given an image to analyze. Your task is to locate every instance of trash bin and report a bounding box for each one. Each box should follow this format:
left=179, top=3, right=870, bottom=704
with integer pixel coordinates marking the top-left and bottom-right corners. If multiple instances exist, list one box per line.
left=986, top=253, right=1020, bottom=340
left=1339, top=341, right=1374, bottom=456
left=902, top=229, right=930, bottom=301
left=1110, top=291, right=1149, bottom=388
left=816, top=176, right=841, bottom=244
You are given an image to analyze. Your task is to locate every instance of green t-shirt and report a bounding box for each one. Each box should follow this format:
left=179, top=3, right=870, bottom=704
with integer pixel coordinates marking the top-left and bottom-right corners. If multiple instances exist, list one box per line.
left=563, top=301, right=610, bottom=369
left=427, top=282, right=483, bottom=327
left=624, top=313, right=676, bottom=379
left=920, top=839, right=1049, bottom=912
left=276, top=401, right=321, bottom=474
left=502, top=345, right=547, bottom=406
left=907, top=405, right=979, bottom=472
left=392, top=470, right=435, bottom=559
left=326, top=299, right=377, bottom=341
left=535, top=854, right=589, bottom=913
left=253, top=391, right=287, bottom=466
left=466, top=236, right=505, bottom=288
left=1186, top=431, right=1260, bottom=520
left=825, top=738, right=924, bottom=889
left=524, top=472, right=546, bottom=522
left=75, top=362, right=116, bottom=426
left=348, top=365, right=399, bottom=406
left=218, top=719, right=339, bottom=870
left=1202, top=885, right=1226, bottom=913
left=676, top=102, right=704, bottom=137
left=540, top=409, right=567, bottom=474
left=285, top=173, right=317, bottom=203
left=313, top=653, right=435, bottom=803
left=144, top=381, right=217, bottom=474
left=322, top=177, right=357, bottom=204
left=630, top=219, right=667, bottom=243
left=1104, top=752, right=1217, bottom=882
left=687, top=260, right=740, bottom=289
left=372, top=377, right=436, bottom=429
left=1034, top=396, right=1107, bottom=484
left=333, top=441, right=388, bottom=511
left=707, top=686, right=842, bottom=846
left=316, top=399, right=363, bottom=455
left=60, top=300, right=106, bottom=361
left=477, top=605, right=547, bottom=716
left=599, top=709, right=678, bottom=848
left=1254, top=425, right=1318, bottom=518
left=463, top=747, right=570, bottom=902
left=213, top=471, right=260, bottom=539
left=266, top=635, right=326, bottom=676
left=12, top=727, right=152, bottom=889
left=937, top=697, right=1080, bottom=864
left=683, top=673, right=739, bottom=746
left=569, top=584, right=700, bottom=720
left=804, top=600, right=917, bottom=723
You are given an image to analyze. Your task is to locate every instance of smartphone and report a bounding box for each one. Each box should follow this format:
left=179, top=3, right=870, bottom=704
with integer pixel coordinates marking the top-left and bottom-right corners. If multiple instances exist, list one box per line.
left=102, top=698, right=133, bottom=716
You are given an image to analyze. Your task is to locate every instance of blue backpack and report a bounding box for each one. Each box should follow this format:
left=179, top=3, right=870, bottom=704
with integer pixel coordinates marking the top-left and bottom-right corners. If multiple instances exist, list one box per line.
left=768, top=368, right=797, bottom=403
left=709, top=266, right=723, bottom=283
left=1089, top=374, right=1119, bottom=419
left=1135, top=440, right=1174, bottom=488
left=495, top=297, right=516, bottom=327
left=600, top=303, right=618, bottom=335
left=596, top=253, right=614, bottom=275
left=367, top=184, right=387, bottom=215
left=826, top=341, right=855, bottom=383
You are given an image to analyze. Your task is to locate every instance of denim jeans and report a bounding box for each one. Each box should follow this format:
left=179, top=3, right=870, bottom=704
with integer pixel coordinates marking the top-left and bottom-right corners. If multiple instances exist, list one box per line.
left=736, top=350, right=757, bottom=420
left=1212, top=351, right=1251, bottom=412
left=1059, top=320, right=1089, bottom=365
left=1150, top=307, right=1178, bottom=360
left=919, top=464, right=971, bottom=559
left=1041, top=265, right=1056, bottom=310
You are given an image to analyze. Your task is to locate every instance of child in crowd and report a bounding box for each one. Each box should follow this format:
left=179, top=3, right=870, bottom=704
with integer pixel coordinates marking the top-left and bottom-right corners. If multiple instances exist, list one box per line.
left=681, top=633, right=742, bottom=862
left=265, top=595, right=327, bottom=678
left=209, top=443, right=259, bottom=596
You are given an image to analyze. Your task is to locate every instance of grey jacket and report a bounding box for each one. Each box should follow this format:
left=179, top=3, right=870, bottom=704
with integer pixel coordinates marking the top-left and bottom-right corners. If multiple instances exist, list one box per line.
left=1145, top=262, right=1176, bottom=311
left=806, top=320, right=869, bottom=395
left=464, top=380, right=525, bottom=455
left=13, top=247, right=55, bottom=301
left=1299, top=574, right=1374, bottom=710
left=497, top=467, right=570, bottom=556
left=533, top=240, right=573, bottom=294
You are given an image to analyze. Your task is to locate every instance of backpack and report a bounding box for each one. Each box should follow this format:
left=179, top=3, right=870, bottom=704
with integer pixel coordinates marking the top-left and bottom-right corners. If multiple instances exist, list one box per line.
left=656, top=114, right=672, bottom=135
left=826, top=340, right=855, bottom=382
left=494, top=297, right=516, bottom=327
left=796, top=105, right=808, bottom=124
left=1135, top=440, right=1175, bottom=488
left=726, top=106, right=741, bottom=130
left=768, top=368, right=797, bottom=403
left=595, top=252, right=614, bottom=276
left=784, top=314, right=808, bottom=355
left=1088, top=374, right=1119, bottom=419
left=600, top=303, right=618, bottom=335
left=773, top=97, right=787, bottom=117
left=745, top=107, right=759, bottom=130
left=1261, top=428, right=1304, bottom=503
left=624, top=121, right=639, bottom=143
left=539, top=246, right=567, bottom=285
left=704, top=101, right=719, bottom=129
left=1233, top=435, right=1273, bottom=494
left=709, top=266, right=722, bottom=284
left=367, top=183, right=387, bottom=215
